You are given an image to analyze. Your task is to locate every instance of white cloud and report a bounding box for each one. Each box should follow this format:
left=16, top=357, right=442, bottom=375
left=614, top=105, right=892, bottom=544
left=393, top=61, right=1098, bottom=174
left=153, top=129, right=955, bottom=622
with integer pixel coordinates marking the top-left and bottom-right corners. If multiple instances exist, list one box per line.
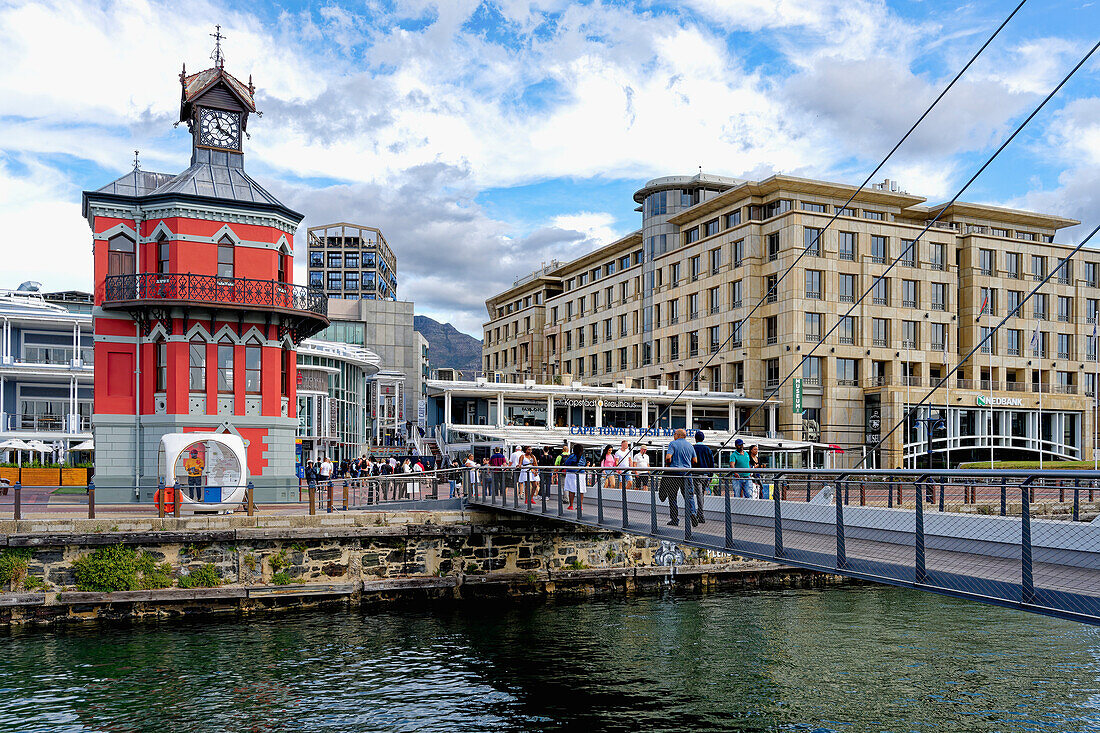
left=550, top=211, right=621, bottom=245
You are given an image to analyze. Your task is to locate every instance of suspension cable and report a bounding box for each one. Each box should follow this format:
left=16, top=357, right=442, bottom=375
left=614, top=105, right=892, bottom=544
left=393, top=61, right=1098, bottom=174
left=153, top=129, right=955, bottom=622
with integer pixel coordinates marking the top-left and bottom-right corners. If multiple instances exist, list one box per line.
left=721, top=37, right=1100, bottom=458
left=624, top=0, right=1030, bottom=452
left=858, top=223, right=1100, bottom=469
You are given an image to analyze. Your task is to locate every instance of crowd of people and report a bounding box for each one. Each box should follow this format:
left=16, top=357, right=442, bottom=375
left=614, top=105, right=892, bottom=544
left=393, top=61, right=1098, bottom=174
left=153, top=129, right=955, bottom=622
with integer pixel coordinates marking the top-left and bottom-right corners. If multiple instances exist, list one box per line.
left=448, top=429, right=767, bottom=527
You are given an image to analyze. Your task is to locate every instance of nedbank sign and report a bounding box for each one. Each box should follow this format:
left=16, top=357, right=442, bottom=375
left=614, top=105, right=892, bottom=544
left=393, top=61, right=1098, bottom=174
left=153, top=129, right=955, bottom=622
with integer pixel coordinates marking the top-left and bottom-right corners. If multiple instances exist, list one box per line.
left=976, top=395, right=1023, bottom=407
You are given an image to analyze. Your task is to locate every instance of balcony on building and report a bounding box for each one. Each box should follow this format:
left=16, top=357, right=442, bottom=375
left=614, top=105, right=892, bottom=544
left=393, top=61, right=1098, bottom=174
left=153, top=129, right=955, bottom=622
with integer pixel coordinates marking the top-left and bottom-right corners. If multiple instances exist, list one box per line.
left=101, top=273, right=329, bottom=340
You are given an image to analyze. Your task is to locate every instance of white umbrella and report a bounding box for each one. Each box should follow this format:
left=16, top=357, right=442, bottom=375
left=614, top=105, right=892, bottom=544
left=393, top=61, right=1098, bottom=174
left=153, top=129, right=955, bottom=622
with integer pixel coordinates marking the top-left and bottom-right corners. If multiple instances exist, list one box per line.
left=70, top=440, right=94, bottom=451
left=25, top=441, right=52, bottom=453
left=0, top=439, right=32, bottom=451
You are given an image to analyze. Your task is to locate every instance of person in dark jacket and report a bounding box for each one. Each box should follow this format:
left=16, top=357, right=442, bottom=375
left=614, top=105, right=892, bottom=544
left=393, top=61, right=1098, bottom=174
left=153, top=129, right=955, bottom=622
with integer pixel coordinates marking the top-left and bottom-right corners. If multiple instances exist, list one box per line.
left=693, top=430, right=715, bottom=524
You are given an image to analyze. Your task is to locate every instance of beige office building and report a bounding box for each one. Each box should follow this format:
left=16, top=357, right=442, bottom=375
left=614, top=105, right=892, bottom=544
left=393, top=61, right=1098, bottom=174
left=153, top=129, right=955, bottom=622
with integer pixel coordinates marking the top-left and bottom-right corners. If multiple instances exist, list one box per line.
left=482, top=173, right=1093, bottom=468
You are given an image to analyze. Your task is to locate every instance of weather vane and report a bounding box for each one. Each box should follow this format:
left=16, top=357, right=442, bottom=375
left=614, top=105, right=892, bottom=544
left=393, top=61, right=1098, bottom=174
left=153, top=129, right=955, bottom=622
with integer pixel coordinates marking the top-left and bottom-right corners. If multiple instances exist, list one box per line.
left=210, top=24, right=226, bottom=68
left=133, top=150, right=141, bottom=171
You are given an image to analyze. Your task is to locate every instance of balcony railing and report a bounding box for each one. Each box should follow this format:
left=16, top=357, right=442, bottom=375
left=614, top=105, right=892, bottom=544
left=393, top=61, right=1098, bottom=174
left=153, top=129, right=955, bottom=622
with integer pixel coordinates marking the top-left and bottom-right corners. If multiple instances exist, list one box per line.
left=3, top=414, right=89, bottom=433
left=104, top=273, right=328, bottom=320
left=16, top=347, right=94, bottom=366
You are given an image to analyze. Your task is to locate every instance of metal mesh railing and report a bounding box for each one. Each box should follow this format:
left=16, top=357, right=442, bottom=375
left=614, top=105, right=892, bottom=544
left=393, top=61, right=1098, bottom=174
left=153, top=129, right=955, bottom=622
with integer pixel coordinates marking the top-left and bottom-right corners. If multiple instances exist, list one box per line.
left=466, top=467, right=1100, bottom=625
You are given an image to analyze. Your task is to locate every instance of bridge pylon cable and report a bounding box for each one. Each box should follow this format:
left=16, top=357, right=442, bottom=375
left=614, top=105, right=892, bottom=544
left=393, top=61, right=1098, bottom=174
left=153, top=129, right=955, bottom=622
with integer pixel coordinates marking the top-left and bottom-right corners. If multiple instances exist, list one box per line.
left=621, top=0, right=1030, bottom=454
left=858, top=222, right=1100, bottom=469
left=722, top=36, right=1100, bottom=460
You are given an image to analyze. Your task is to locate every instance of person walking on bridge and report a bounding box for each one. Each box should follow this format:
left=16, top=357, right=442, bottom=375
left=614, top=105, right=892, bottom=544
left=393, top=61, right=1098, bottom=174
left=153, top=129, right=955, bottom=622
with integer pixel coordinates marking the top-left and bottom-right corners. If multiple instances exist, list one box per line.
left=489, top=447, right=507, bottom=497
left=693, top=430, right=714, bottom=524
left=729, top=439, right=752, bottom=498
left=665, top=429, right=698, bottom=526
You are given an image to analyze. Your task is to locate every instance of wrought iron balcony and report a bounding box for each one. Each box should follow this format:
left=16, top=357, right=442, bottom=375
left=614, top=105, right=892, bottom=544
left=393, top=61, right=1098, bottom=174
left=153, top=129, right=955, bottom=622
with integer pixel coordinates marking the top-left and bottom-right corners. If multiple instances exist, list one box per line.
left=102, top=273, right=329, bottom=340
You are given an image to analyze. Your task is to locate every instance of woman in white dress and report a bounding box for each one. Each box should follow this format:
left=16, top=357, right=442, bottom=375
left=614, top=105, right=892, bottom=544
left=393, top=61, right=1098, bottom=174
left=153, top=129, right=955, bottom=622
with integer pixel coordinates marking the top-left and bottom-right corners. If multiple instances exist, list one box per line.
left=562, top=443, right=587, bottom=512
left=518, top=445, right=538, bottom=504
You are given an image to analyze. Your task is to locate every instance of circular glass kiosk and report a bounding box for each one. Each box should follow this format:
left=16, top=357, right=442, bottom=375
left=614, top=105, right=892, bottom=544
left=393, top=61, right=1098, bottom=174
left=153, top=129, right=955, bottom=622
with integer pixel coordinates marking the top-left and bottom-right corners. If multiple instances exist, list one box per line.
left=158, top=433, right=248, bottom=513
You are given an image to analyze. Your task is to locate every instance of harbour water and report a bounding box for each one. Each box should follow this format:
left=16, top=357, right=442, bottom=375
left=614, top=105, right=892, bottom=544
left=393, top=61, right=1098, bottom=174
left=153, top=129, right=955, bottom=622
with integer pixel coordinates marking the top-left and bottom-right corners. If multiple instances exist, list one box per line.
left=1, top=585, right=1098, bottom=732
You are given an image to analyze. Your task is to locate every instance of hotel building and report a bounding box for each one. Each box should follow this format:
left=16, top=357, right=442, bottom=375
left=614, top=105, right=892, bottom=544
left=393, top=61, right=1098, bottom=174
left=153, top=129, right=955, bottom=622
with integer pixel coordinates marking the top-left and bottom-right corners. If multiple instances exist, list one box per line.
left=306, top=222, right=398, bottom=301
left=482, top=173, right=1089, bottom=468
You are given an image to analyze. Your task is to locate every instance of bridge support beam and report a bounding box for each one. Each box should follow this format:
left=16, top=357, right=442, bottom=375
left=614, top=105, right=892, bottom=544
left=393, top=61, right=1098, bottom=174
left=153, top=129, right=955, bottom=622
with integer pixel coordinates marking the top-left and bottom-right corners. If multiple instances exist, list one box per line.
left=915, top=483, right=927, bottom=585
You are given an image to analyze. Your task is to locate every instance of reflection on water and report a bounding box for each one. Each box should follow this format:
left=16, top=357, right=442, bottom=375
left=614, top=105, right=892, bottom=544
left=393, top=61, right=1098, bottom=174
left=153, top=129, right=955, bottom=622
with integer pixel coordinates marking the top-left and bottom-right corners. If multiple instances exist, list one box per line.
left=1, top=585, right=1098, bottom=732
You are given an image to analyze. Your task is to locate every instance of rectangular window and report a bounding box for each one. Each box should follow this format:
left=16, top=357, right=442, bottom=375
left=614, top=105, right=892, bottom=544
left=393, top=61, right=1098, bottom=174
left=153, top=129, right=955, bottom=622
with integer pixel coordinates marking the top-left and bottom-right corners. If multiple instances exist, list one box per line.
left=1032, top=255, right=1046, bottom=281
left=803, top=227, right=821, bottom=256
left=765, top=358, right=780, bottom=388
left=980, top=326, right=996, bottom=354
left=245, top=344, right=262, bottom=393
left=804, top=312, right=823, bottom=342
left=327, top=252, right=341, bottom=268
left=805, top=270, right=823, bottom=299
left=839, top=274, right=856, bottom=303
left=837, top=207, right=856, bottom=217
left=1034, top=293, right=1048, bottom=320
left=838, top=232, right=856, bottom=261
left=189, top=340, right=205, bottom=392
left=1058, top=296, right=1073, bottom=322
left=704, top=218, right=720, bottom=237
left=217, top=341, right=234, bottom=393
left=979, top=249, right=994, bottom=275
left=767, top=233, right=780, bottom=262
left=685, top=228, right=700, bottom=245
left=309, top=251, right=323, bottom=267
left=1086, top=262, right=1099, bottom=287
left=1058, top=258, right=1073, bottom=284
left=1006, top=290, right=1022, bottom=315
left=344, top=252, right=360, bottom=269
left=732, top=239, right=744, bottom=267
left=709, top=248, right=721, bottom=274
left=837, top=358, right=858, bottom=386
left=217, top=243, right=234, bottom=279
left=155, top=341, right=167, bottom=391
left=1058, top=333, right=1073, bottom=360
left=327, top=272, right=341, bottom=290
left=902, top=280, right=918, bottom=308
left=930, top=323, right=947, bottom=352
left=765, top=274, right=778, bottom=304
left=802, top=356, right=823, bottom=385
left=801, top=202, right=826, bottom=213
left=726, top=210, right=742, bottom=228
left=872, top=318, right=889, bottom=347
left=900, top=239, right=917, bottom=267
left=863, top=210, right=884, bottom=220
left=688, top=293, right=699, bottom=319
left=870, top=236, right=888, bottom=264
left=930, top=243, right=946, bottom=271
left=1005, top=251, right=1020, bottom=278
left=281, top=350, right=288, bottom=396
left=157, top=238, right=170, bottom=274
left=902, top=320, right=918, bottom=349
left=873, top=278, right=889, bottom=305
left=709, top=286, right=720, bottom=314
left=839, top=315, right=856, bottom=345
left=766, top=316, right=778, bottom=345
left=730, top=280, right=742, bottom=309
left=931, top=282, right=946, bottom=311
left=690, top=256, right=701, bottom=280
left=344, top=272, right=358, bottom=290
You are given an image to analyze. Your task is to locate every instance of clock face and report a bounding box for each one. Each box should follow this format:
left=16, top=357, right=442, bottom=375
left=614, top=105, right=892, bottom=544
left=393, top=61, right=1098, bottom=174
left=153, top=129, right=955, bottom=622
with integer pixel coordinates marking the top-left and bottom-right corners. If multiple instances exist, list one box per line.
left=198, top=108, right=241, bottom=150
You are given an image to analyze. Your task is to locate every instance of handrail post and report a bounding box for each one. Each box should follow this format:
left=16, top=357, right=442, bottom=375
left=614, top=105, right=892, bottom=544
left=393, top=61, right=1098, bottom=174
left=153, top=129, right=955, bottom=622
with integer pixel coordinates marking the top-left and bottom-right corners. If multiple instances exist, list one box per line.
left=649, top=473, right=657, bottom=533
left=724, top=478, right=733, bottom=550
left=620, top=472, right=628, bottom=529
left=327, top=481, right=334, bottom=513
left=157, top=478, right=165, bottom=518
left=173, top=480, right=181, bottom=518
left=1021, top=483, right=1034, bottom=604
left=773, top=478, right=783, bottom=558
left=597, top=471, right=605, bottom=524
left=836, top=484, right=846, bottom=570
left=683, top=475, right=692, bottom=542
left=557, top=470, right=564, bottom=517
left=247, top=481, right=255, bottom=516
left=938, top=480, right=945, bottom=512
left=13, top=482, right=21, bottom=521
left=576, top=470, right=583, bottom=520
left=342, top=480, right=349, bottom=511
left=309, top=483, right=316, bottom=515
left=542, top=472, right=548, bottom=514
left=888, top=480, right=894, bottom=508
left=915, top=481, right=927, bottom=584
left=513, top=469, right=519, bottom=509
left=1000, top=477, right=1007, bottom=516
left=1073, top=478, right=1080, bottom=522
left=87, top=481, right=95, bottom=519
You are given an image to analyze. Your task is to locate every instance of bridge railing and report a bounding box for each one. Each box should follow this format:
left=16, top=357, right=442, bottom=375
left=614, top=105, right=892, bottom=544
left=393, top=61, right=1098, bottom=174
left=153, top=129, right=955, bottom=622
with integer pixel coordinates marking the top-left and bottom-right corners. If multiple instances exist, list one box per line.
left=465, top=466, right=1100, bottom=625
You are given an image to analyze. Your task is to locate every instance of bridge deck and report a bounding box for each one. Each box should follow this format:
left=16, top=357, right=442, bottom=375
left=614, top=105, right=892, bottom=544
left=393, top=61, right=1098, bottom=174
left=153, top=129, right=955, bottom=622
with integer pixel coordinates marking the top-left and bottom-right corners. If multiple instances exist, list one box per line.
left=469, top=484, right=1100, bottom=624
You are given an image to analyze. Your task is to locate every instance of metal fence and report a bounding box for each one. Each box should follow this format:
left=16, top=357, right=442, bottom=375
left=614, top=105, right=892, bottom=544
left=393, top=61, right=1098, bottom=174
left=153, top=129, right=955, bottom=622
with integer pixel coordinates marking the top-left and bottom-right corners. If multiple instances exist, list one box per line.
left=466, top=466, right=1100, bottom=625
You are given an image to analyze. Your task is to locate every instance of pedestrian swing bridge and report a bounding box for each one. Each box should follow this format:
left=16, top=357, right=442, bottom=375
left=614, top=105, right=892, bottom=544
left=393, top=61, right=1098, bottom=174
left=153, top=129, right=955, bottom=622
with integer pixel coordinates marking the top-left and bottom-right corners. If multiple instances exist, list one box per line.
left=464, top=468, right=1100, bottom=625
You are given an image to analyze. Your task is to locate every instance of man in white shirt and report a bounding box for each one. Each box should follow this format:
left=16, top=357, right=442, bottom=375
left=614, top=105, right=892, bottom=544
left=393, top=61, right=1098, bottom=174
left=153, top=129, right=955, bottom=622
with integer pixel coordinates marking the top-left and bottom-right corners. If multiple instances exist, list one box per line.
left=614, top=440, right=634, bottom=490
left=633, top=444, right=651, bottom=490
left=509, top=445, right=524, bottom=491
left=319, top=456, right=333, bottom=484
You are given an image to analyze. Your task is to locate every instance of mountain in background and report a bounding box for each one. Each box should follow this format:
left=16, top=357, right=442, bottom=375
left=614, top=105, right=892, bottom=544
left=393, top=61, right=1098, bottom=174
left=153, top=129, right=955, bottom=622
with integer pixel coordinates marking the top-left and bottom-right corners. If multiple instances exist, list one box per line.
left=414, top=315, right=483, bottom=375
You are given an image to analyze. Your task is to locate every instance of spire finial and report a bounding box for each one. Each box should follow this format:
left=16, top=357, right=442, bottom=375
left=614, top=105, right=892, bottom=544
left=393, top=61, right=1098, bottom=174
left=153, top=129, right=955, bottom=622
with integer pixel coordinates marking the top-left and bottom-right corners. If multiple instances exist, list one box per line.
left=210, top=24, right=226, bottom=68
left=133, top=150, right=141, bottom=171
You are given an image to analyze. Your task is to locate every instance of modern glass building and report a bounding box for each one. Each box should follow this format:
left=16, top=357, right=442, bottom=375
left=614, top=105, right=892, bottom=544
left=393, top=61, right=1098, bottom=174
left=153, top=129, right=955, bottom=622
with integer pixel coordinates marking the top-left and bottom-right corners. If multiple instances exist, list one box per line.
left=306, top=223, right=398, bottom=301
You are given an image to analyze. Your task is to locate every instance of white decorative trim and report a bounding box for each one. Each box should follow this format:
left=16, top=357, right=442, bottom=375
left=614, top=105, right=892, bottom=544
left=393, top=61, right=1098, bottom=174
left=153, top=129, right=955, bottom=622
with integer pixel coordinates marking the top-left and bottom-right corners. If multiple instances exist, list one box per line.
left=211, top=324, right=242, bottom=344
left=184, top=323, right=214, bottom=342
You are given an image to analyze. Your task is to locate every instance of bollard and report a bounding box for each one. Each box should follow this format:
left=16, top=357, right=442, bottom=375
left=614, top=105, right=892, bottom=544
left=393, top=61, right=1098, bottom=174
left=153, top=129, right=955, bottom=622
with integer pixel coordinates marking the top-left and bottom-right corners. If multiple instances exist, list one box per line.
left=157, top=479, right=166, bottom=518
left=247, top=481, right=254, bottom=516
left=172, top=481, right=181, bottom=518
left=87, top=481, right=96, bottom=519
left=342, top=480, right=349, bottom=511
left=327, top=482, right=334, bottom=513
left=309, top=483, right=316, bottom=515
left=13, top=482, right=21, bottom=521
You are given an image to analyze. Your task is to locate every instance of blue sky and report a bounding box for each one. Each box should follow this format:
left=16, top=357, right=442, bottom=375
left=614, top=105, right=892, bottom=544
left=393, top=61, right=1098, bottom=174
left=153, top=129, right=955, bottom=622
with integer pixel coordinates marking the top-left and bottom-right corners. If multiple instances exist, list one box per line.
left=0, top=0, right=1098, bottom=334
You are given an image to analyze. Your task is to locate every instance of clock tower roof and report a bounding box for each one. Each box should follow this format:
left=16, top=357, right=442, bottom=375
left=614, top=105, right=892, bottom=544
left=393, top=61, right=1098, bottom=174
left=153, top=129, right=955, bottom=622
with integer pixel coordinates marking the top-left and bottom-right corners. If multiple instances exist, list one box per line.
left=179, top=65, right=256, bottom=123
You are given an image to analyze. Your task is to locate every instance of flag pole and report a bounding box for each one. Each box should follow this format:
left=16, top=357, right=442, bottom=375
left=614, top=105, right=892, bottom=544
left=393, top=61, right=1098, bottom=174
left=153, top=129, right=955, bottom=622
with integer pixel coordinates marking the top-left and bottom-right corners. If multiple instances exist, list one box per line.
left=1038, top=320, right=1044, bottom=471
left=945, top=331, right=951, bottom=470
left=988, top=308, right=994, bottom=469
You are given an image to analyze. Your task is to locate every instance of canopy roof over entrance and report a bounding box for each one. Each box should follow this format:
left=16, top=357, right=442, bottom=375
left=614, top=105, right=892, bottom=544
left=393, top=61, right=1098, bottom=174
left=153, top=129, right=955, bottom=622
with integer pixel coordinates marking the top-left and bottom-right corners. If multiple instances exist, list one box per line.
left=444, top=424, right=828, bottom=453
left=426, top=379, right=773, bottom=408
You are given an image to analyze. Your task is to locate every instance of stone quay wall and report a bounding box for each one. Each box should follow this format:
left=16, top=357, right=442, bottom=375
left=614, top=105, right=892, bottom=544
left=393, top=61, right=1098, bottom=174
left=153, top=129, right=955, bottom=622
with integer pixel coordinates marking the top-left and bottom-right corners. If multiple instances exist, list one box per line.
left=0, top=510, right=840, bottom=627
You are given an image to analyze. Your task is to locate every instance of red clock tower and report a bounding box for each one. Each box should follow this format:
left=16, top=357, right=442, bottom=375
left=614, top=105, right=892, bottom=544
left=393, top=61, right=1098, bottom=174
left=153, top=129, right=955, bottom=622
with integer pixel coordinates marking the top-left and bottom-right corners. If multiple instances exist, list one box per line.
left=82, top=44, right=328, bottom=502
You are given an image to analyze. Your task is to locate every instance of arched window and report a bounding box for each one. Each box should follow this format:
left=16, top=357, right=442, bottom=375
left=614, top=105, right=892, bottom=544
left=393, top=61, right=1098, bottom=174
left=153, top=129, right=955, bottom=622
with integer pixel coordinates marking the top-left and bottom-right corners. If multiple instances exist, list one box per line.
left=217, top=235, right=234, bottom=279
left=277, top=246, right=287, bottom=283
left=217, top=336, right=234, bottom=393
left=245, top=337, right=263, bottom=394
left=157, top=233, right=170, bottom=274
left=107, top=233, right=136, bottom=278
left=189, top=337, right=206, bottom=393
left=154, top=337, right=167, bottom=391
